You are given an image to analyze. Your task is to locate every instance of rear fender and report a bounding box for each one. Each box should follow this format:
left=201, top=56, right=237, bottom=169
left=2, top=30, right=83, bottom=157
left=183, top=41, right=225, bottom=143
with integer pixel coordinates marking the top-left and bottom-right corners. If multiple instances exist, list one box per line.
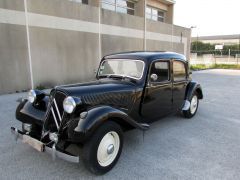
left=182, top=81, right=203, bottom=111
left=185, top=81, right=203, bottom=100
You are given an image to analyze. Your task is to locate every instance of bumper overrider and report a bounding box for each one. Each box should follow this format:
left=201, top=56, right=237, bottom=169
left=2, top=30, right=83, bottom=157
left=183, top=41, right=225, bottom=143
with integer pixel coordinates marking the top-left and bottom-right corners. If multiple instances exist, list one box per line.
left=10, top=127, right=80, bottom=163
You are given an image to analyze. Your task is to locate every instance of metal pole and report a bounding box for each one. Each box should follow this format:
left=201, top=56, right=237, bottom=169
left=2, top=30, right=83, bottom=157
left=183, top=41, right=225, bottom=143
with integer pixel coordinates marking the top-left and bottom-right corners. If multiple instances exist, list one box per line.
left=144, top=0, right=146, bottom=51
left=196, top=34, right=198, bottom=55
left=98, top=1, right=102, bottom=60
left=190, top=26, right=196, bottom=64
left=228, top=49, right=230, bottom=63
left=24, top=0, right=34, bottom=89
left=238, top=34, right=240, bottom=65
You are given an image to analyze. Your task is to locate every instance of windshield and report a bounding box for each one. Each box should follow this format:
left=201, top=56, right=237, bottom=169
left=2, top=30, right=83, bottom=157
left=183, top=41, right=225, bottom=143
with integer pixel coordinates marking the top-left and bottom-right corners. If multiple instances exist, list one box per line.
left=98, top=59, right=145, bottom=80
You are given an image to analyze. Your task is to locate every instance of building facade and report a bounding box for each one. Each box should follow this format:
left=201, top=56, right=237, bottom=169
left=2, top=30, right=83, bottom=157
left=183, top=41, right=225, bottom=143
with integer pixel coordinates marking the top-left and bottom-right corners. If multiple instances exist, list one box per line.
left=0, top=0, right=190, bottom=94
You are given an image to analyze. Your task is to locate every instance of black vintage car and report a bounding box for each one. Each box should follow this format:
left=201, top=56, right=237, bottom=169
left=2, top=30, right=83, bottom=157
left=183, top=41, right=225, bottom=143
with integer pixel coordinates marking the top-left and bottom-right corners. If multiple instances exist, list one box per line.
left=11, top=51, right=203, bottom=174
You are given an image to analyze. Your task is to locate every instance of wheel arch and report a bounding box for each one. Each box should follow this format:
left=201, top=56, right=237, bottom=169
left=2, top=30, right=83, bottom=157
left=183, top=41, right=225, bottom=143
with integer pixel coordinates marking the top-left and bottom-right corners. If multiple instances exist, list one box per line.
left=70, top=106, right=149, bottom=143
left=195, top=87, right=203, bottom=99
left=185, top=81, right=203, bottom=101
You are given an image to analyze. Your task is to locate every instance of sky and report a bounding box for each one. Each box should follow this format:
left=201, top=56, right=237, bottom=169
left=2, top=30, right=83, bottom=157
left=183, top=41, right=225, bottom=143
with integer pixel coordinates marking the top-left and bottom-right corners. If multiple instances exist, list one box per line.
left=174, top=0, right=240, bottom=37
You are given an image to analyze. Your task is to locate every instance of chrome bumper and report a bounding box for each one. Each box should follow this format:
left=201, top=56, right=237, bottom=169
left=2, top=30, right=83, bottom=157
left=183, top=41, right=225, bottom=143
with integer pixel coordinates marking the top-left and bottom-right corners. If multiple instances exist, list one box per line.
left=10, top=127, right=80, bottom=163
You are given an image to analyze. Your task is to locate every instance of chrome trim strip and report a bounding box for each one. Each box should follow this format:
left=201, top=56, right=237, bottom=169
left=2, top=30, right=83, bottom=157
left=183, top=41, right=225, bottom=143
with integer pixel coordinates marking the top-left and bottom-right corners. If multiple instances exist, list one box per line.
left=45, top=146, right=79, bottom=163
left=51, top=107, right=59, bottom=129
left=51, top=144, right=56, bottom=161
left=53, top=99, right=62, bottom=122
left=12, top=127, right=20, bottom=141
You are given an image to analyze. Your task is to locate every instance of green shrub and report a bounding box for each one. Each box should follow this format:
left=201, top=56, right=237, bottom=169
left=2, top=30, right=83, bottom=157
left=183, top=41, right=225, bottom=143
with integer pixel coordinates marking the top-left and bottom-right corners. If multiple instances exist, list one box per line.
left=190, top=64, right=240, bottom=70
left=36, top=84, right=46, bottom=90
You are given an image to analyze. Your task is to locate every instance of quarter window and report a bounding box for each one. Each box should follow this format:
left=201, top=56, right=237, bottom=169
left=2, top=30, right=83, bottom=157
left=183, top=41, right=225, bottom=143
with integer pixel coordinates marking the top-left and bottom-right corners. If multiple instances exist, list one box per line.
left=150, top=61, right=169, bottom=82
left=102, top=0, right=135, bottom=15
left=146, top=6, right=165, bottom=22
left=173, top=61, right=186, bottom=81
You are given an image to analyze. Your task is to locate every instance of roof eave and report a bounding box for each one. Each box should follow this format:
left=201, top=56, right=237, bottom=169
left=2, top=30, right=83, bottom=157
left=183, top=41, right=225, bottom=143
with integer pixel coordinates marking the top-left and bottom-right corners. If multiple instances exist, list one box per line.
left=157, top=0, right=176, bottom=5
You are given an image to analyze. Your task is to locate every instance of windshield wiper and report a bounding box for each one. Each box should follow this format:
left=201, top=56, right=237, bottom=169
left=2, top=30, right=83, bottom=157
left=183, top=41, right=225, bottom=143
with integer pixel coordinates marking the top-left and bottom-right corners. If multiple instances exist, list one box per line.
left=107, top=74, right=126, bottom=79
left=97, top=74, right=124, bottom=79
left=108, top=75, right=137, bottom=83
left=98, top=74, right=137, bottom=83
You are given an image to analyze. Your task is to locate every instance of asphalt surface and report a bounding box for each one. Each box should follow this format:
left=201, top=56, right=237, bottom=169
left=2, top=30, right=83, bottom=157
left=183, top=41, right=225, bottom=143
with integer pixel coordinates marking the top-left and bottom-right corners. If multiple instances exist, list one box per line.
left=0, top=69, right=240, bottom=180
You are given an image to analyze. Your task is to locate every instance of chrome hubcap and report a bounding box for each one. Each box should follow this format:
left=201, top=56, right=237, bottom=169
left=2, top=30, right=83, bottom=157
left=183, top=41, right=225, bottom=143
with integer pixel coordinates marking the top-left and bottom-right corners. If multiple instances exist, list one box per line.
left=107, top=144, right=114, bottom=154
left=97, top=131, right=120, bottom=167
left=190, top=95, right=198, bottom=114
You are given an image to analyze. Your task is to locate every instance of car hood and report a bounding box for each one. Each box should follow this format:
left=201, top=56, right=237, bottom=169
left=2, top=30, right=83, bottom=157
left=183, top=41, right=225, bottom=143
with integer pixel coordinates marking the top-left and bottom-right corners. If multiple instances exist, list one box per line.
left=55, top=79, right=137, bottom=109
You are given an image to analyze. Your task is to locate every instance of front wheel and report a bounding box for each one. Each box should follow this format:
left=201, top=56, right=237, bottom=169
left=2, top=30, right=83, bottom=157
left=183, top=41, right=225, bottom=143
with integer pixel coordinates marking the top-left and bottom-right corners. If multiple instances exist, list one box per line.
left=182, top=92, right=199, bottom=118
left=82, top=121, right=123, bottom=175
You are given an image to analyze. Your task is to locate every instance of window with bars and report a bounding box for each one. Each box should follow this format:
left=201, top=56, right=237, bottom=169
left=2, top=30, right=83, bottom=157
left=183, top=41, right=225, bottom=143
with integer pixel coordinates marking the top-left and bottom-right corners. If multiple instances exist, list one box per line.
left=146, top=6, right=165, bottom=22
left=102, top=0, right=135, bottom=15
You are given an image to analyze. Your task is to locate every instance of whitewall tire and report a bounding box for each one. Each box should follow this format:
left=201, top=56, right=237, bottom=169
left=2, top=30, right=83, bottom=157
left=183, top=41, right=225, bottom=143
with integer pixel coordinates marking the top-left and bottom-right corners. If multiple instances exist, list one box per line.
left=183, top=92, right=199, bottom=118
left=82, top=121, right=123, bottom=175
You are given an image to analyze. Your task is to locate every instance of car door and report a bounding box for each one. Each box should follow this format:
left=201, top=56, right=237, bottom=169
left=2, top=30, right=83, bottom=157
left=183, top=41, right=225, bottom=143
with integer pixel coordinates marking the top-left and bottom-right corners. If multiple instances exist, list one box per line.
left=141, top=60, right=172, bottom=121
left=172, top=60, right=188, bottom=111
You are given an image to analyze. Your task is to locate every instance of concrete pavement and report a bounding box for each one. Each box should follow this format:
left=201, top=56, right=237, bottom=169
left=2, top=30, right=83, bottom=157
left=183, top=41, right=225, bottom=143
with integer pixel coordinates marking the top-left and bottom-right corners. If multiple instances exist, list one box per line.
left=0, top=69, right=240, bottom=179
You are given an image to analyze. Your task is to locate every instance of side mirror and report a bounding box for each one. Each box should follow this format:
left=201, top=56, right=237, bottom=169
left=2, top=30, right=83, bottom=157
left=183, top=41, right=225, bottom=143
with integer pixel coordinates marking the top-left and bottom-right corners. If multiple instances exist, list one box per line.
left=189, top=71, right=192, bottom=75
left=150, top=74, right=158, bottom=82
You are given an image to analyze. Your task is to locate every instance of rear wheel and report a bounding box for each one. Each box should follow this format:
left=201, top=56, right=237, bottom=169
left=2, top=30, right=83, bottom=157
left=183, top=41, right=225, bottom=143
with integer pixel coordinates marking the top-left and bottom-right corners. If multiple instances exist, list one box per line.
left=82, top=121, right=123, bottom=175
left=183, top=92, right=199, bottom=118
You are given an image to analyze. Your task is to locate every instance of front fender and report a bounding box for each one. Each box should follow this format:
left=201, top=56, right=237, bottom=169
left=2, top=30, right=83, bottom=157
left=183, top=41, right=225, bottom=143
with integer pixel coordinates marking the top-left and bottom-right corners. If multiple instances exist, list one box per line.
left=68, top=106, right=148, bottom=142
left=15, top=97, right=49, bottom=126
left=185, top=81, right=203, bottom=101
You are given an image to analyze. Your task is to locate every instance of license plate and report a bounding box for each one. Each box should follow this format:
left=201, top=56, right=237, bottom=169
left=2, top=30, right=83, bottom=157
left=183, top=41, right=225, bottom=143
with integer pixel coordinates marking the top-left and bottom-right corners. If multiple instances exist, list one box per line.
left=22, top=135, right=44, bottom=152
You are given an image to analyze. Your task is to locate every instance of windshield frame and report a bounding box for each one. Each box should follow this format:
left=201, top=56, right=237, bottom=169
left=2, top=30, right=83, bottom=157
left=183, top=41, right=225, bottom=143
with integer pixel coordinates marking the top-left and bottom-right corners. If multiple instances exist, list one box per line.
left=97, top=59, right=145, bottom=80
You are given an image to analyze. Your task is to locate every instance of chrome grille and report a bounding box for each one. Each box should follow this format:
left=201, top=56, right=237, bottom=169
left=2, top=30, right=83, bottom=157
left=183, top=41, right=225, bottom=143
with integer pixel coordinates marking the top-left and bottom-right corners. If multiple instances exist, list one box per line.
left=51, top=99, right=61, bottom=129
left=44, top=91, right=67, bottom=131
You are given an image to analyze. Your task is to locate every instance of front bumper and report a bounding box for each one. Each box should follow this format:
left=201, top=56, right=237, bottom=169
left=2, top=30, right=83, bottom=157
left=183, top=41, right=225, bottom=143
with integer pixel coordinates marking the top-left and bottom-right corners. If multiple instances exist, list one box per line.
left=10, top=127, right=80, bottom=163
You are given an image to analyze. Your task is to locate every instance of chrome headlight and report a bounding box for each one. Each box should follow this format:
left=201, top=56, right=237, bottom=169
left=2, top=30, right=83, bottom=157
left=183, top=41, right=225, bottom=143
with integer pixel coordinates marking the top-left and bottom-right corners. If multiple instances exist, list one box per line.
left=28, top=90, right=36, bottom=103
left=63, top=96, right=77, bottom=114
left=27, top=89, right=45, bottom=103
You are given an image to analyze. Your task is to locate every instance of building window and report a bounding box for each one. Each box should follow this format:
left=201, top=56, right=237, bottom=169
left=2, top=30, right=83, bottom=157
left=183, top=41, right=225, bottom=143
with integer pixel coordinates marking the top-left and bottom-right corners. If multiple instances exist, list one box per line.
left=102, top=0, right=135, bottom=15
left=69, top=0, right=88, bottom=4
left=146, top=6, right=165, bottom=22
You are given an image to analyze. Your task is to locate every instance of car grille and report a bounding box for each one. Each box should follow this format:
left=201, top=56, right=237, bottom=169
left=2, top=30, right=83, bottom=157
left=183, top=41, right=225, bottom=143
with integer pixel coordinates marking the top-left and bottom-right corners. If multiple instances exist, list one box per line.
left=43, top=90, right=67, bottom=132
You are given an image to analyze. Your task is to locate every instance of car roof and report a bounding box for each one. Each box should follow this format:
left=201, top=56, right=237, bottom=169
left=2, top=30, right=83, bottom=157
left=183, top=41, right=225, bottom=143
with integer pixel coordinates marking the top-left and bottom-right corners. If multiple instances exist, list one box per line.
left=103, top=51, right=187, bottom=63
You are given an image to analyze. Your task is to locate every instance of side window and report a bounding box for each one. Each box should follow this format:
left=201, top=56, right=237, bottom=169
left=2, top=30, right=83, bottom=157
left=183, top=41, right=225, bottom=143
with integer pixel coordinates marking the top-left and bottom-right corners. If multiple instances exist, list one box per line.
left=150, top=61, right=169, bottom=83
left=173, top=61, right=186, bottom=81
